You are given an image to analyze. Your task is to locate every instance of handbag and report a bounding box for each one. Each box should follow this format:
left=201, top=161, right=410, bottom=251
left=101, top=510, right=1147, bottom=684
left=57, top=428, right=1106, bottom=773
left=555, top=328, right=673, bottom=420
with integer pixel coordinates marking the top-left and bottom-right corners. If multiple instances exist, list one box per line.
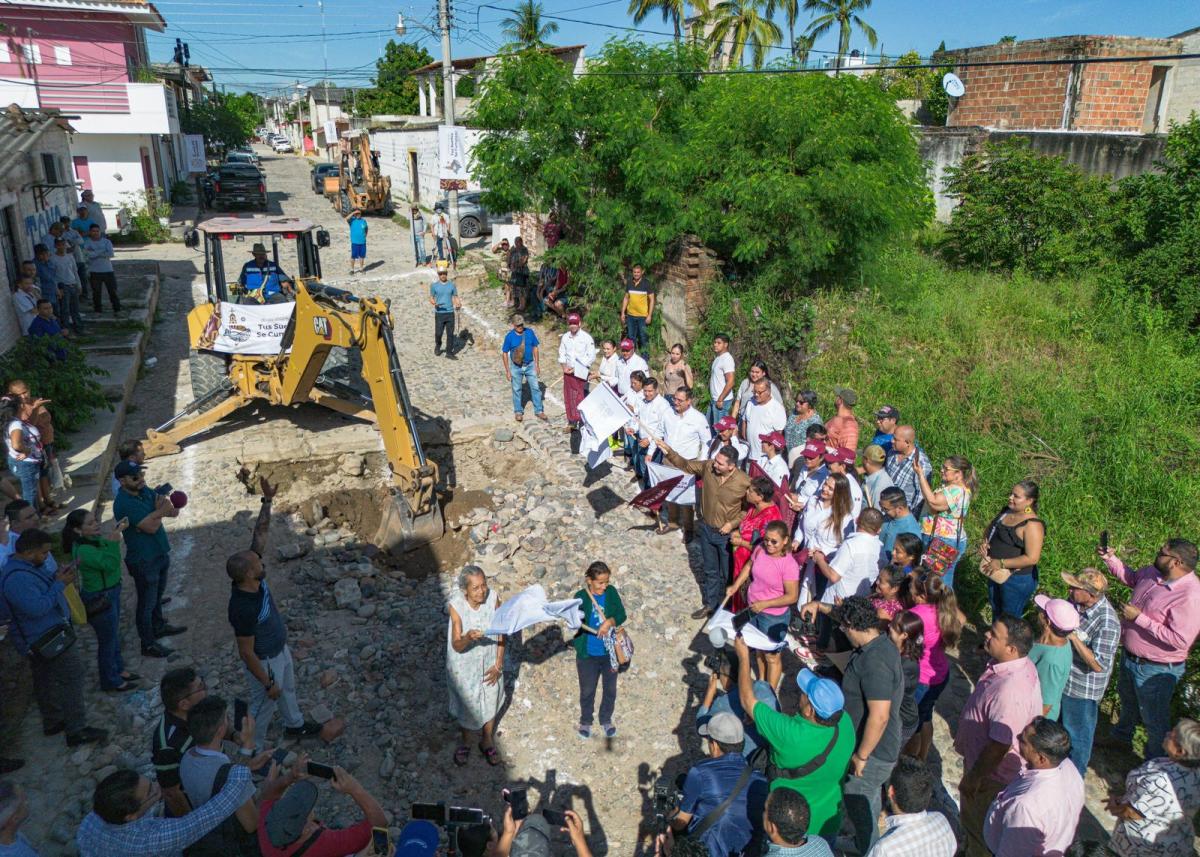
left=588, top=589, right=634, bottom=669
left=63, top=583, right=87, bottom=625
left=2, top=569, right=77, bottom=660
left=920, top=489, right=966, bottom=578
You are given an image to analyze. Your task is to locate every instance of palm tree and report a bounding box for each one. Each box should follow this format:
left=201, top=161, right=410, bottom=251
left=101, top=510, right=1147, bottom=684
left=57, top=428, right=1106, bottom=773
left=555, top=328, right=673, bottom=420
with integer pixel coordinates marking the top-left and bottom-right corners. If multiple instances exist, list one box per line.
left=705, top=0, right=782, bottom=68
left=500, top=0, right=559, bottom=49
left=764, top=0, right=799, bottom=59
left=792, top=31, right=815, bottom=65
left=627, top=0, right=686, bottom=41
left=802, top=0, right=876, bottom=73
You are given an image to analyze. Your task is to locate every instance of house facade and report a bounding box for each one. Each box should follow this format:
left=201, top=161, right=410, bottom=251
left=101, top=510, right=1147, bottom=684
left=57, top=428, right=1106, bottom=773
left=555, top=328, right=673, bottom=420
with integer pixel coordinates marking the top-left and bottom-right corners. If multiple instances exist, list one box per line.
left=0, top=0, right=179, bottom=222
left=0, top=107, right=76, bottom=351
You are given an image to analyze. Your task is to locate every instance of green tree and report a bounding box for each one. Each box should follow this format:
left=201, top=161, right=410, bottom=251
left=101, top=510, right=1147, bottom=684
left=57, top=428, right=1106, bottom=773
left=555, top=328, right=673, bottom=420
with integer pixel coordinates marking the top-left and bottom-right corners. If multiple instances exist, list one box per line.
left=627, top=0, right=685, bottom=41
left=354, top=41, right=434, bottom=116
left=997, top=34, right=1016, bottom=44
left=182, top=92, right=260, bottom=149
left=792, top=31, right=815, bottom=64
left=704, top=0, right=782, bottom=68
left=802, top=0, right=877, bottom=72
left=501, top=0, right=560, bottom=49
left=940, top=137, right=1113, bottom=276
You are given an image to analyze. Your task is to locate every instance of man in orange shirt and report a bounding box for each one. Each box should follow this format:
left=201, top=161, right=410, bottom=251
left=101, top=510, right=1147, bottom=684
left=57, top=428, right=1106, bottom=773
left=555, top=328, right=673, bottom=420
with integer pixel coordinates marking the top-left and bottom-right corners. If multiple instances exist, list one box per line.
left=825, top=387, right=860, bottom=453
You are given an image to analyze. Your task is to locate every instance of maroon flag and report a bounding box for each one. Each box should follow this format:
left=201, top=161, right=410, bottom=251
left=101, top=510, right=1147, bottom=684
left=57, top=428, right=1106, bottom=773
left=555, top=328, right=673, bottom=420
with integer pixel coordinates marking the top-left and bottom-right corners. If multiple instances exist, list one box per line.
left=748, top=461, right=795, bottom=532
left=629, top=475, right=684, bottom=513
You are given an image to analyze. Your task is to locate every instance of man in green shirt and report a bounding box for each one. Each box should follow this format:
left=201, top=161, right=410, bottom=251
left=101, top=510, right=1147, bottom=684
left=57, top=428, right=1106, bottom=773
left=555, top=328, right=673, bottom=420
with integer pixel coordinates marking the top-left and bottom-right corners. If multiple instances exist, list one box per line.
left=733, top=636, right=854, bottom=844
left=113, top=461, right=184, bottom=657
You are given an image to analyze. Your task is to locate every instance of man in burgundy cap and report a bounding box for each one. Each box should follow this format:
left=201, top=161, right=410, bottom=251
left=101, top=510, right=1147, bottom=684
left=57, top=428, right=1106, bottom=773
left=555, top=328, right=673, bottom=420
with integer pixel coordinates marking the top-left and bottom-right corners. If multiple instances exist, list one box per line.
left=557, top=312, right=596, bottom=433
left=706, top=415, right=748, bottom=465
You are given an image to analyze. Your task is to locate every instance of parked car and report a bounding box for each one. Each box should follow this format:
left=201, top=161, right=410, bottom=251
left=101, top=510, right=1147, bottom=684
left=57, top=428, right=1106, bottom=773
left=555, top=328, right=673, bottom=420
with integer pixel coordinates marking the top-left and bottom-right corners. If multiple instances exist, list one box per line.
left=272, top=139, right=294, bottom=153
left=226, top=150, right=260, bottom=168
left=310, top=162, right=339, bottom=194
left=213, top=163, right=267, bottom=211
left=433, top=191, right=510, bottom=239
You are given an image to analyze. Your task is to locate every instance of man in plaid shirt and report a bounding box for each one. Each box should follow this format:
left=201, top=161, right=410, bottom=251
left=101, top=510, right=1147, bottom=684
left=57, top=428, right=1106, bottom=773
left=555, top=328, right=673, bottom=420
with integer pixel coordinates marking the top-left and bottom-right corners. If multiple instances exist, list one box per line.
left=1059, top=568, right=1120, bottom=775
left=77, top=765, right=252, bottom=856
left=866, top=757, right=956, bottom=856
left=884, top=427, right=932, bottom=517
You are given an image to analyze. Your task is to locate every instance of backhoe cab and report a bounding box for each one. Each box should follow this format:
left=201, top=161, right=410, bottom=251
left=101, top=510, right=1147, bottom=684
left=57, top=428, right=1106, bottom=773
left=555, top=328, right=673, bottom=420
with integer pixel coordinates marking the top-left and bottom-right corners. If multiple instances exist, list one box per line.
left=154, top=215, right=443, bottom=551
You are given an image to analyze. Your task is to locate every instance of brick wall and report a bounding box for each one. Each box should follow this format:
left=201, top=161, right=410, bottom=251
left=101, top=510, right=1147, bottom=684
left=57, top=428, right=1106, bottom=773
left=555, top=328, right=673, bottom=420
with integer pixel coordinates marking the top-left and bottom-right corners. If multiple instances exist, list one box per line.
left=948, top=36, right=1180, bottom=132
left=653, top=236, right=721, bottom=348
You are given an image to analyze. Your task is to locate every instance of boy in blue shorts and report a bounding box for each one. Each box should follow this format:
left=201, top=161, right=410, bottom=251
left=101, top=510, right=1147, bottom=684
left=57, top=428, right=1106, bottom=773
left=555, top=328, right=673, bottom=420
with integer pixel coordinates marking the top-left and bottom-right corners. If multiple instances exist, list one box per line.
left=346, top=209, right=368, bottom=274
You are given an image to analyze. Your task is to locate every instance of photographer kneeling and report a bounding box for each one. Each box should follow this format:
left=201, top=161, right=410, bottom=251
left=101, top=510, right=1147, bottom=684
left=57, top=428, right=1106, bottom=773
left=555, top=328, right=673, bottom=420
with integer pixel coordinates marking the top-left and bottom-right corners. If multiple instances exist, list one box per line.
left=696, top=648, right=779, bottom=761
left=670, top=712, right=768, bottom=857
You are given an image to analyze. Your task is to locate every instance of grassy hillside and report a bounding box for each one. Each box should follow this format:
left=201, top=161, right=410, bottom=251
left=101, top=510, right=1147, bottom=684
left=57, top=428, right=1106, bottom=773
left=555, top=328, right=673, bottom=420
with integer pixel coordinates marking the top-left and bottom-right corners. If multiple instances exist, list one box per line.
left=803, top=248, right=1200, bottom=640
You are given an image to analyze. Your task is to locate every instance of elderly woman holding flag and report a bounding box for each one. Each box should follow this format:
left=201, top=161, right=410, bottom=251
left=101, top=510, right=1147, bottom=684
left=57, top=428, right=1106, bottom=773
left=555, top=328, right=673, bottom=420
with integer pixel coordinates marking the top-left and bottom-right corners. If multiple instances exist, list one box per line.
left=447, top=565, right=506, bottom=767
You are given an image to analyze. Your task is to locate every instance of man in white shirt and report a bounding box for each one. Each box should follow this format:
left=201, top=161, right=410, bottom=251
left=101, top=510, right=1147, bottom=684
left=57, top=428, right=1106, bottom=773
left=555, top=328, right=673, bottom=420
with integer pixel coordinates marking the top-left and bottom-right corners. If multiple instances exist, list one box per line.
left=824, top=446, right=864, bottom=517
left=621, top=370, right=647, bottom=478
left=635, top=377, right=674, bottom=489
left=11, top=276, right=38, bottom=335
left=557, top=313, right=596, bottom=433
left=708, top=334, right=736, bottom=426
left=816, top=508, right=883, bottom=603
left=742, top=378, right=786, bottom=461
left=615, top=337, right=649, bottom=399
left=866, top=756, right=956, bottom=857
left=660, top=385, right=712, bottom=540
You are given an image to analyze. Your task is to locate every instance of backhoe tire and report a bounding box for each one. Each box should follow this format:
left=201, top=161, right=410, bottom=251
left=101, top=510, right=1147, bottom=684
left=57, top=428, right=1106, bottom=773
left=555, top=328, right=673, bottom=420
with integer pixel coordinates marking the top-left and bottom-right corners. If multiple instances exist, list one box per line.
left=189, top=349, right=231, bottom=413
left=339, top=191, right=350, bottom=216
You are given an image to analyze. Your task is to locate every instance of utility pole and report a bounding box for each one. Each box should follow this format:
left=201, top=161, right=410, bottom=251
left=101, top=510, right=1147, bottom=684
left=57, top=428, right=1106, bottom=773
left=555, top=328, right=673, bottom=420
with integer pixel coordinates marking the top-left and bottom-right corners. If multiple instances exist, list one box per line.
left=439, top=0, right=460, bottom=242
left=319, top=0, right=331, bottom=160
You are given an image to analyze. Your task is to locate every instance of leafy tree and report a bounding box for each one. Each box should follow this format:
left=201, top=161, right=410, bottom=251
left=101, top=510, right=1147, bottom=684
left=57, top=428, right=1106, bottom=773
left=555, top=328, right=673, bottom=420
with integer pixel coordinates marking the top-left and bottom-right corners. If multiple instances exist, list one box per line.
left=354, top=41, right=434, bottom=116
left=501, top=0, right=559, bottom=49
left=628, top=0, right=685, bottom=41
left=803, top=0, right=876, bottom=72
left=872, top=49, right=932, bottom=101
left=682, top=72, right=931, bottom=291
left=182, top=92, right=260, bottom=149
left=997, top=34, right=1016, bottom=44
left=940, top=137, right=1113, bottom=277
left=704, top=0, right=782, bottom=68
left=1112, top=115, right=1200, bottom=325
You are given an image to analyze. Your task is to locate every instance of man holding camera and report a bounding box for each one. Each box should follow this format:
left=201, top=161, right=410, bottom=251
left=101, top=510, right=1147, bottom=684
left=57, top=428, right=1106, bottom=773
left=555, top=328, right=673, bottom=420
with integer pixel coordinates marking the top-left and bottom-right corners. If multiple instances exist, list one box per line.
left=697, top=648, right=778, bottom=759
left=670, top=711, right=768, bottom=857
left=259, top=763, right=386, bottom=857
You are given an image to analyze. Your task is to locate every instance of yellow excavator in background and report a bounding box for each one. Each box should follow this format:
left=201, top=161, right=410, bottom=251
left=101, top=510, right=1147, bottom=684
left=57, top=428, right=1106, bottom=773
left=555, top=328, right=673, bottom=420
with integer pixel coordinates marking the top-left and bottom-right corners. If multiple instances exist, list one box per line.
left=333, top=130, right=392, bottom=216
left=144, top=215, right=441, bottom=551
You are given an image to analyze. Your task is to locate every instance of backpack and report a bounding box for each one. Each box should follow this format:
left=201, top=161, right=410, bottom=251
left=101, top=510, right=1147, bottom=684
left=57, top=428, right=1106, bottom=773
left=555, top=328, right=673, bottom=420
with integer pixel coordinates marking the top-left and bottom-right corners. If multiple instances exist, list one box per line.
left=182, top=763, right=262, bottom=857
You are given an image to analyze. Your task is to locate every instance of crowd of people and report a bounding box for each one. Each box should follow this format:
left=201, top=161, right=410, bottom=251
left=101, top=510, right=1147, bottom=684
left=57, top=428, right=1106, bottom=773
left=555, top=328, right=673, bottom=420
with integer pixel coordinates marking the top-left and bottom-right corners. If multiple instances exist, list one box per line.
left=0, top=230, right=1197, bottom=857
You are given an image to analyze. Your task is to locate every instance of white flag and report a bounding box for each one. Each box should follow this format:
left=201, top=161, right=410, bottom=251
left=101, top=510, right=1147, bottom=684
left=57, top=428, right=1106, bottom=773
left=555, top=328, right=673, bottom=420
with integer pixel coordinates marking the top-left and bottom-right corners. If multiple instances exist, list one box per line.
left=486, top=585, right=584, bottom=636
left=704, top=609, right=788, bottom=652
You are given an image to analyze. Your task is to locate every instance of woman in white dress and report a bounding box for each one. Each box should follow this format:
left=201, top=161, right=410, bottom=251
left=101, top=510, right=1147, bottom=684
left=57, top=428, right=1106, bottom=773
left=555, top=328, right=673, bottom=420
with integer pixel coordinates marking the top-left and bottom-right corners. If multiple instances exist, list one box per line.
left=795, top=473, right=855, bottom=604
left=446, top=566, right=506, bottom=767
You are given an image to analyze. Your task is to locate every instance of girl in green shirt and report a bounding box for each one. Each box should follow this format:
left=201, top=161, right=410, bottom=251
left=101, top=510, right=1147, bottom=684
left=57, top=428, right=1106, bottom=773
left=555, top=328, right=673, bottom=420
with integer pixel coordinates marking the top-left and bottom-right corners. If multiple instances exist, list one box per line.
left=63, top=509, right=138, bottom=692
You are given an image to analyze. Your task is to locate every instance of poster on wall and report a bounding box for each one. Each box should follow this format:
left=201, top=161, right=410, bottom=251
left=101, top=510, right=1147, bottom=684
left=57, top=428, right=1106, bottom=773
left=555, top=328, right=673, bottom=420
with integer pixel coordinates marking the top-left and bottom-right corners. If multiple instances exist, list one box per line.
left=323, top=120, right=338, bottom=148
left=438, top=124, right=470, bottom=190
left=183, top=135, right=207, bottom=173
left=196, top=302, right=294, bottom=355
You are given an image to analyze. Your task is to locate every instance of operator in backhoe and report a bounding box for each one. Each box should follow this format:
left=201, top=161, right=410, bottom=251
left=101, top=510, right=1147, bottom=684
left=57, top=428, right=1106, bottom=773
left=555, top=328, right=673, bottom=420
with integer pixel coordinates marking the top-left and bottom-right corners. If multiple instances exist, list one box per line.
left=237, top=243, right=294, bottom=304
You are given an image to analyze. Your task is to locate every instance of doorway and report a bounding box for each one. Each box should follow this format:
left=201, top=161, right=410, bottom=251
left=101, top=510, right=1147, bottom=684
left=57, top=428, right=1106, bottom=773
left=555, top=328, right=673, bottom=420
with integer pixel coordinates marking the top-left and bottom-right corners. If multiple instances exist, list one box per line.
left=408, top=150, right=420, bottom=202
left=0, top=206, right=22, bottom=291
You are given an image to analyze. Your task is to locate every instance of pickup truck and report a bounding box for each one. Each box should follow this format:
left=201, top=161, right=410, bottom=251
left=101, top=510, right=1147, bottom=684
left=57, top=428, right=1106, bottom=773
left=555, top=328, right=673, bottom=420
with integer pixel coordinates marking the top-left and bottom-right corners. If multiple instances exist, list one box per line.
left=213, top=163, right=267, bottom=211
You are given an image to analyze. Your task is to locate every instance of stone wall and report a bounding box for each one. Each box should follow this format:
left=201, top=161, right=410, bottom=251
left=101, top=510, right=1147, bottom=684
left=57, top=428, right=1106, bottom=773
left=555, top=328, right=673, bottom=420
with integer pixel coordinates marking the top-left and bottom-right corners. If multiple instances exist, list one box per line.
left=948, top=36, right=1179, bottom=133
left=1165, top=30, right=1200, bottom=128
left=652, top=236, right=721, bottom=348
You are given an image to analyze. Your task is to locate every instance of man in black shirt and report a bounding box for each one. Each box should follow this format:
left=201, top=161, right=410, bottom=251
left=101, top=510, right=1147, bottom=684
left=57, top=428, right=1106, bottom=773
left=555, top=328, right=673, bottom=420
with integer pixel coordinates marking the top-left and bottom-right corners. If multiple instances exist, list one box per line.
left=831, top=595, right=904, bottom=855
left=151, top=667, right=208, bottom=817
left=227, top=476, right=321, bottom=749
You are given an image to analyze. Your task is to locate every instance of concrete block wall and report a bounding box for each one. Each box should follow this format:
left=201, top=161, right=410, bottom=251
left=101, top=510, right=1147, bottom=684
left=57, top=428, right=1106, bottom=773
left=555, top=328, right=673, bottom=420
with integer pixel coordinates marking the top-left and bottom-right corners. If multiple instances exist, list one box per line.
left=1165, top=30, right=1200, bottom=127
left=949, top=36, right=1179, bottom=132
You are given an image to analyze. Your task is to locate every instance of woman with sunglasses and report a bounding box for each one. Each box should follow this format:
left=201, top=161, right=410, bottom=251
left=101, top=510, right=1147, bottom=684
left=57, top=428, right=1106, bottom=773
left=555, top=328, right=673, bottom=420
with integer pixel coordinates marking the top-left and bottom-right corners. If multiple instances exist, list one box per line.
left=915, top=455, right=977, bottom=589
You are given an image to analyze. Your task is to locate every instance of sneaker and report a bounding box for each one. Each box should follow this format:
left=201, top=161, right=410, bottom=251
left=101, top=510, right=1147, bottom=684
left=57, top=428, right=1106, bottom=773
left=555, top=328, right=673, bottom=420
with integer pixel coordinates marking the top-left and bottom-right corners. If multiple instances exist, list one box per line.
left=66, top=727, right=109, bottom=747
left=0, top=757, right=23, bottom=774
left=602, top=724, right=617, bottom=739
left=446, top=352, right=457, bottom=360
left=141, top=643, right=172, bottom=658
left=154, top=623, right=188, bottom=638
left=577, top=724, right=592, bottom=740
left=284, top=720, right=323, bottom=739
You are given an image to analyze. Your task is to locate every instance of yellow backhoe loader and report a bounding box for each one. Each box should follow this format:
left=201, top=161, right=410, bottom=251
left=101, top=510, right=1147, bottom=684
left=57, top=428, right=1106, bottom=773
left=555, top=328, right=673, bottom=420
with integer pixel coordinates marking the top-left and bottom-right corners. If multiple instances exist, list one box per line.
left=334, top=130, right=392, bottom=216
left=143, top=215, right=441, bottom=550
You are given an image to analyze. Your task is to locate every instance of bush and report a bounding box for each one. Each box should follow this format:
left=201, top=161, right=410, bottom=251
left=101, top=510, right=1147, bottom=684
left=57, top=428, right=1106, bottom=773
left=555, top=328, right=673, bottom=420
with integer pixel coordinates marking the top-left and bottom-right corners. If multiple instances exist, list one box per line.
left=0, top=336, right=110, bottom=433
left=120, top=189, right=172, bottom=243
left=169, top=179, right=195, bottom=205
left=939, top=137, right=1113, bottom=277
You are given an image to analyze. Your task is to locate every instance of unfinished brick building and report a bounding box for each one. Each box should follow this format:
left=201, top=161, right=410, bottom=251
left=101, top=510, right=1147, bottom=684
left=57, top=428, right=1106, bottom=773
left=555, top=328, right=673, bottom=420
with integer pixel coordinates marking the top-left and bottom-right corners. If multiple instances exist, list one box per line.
left=947, top=35, right=1181, bottom=133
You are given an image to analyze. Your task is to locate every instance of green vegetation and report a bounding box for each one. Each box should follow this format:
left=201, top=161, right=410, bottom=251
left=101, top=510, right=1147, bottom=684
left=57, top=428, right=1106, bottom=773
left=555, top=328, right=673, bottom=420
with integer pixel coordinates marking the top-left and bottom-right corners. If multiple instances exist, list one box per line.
left=802, top=0, right=877, bottom=71
left=500, top=0, right=560, bottom=49
left=0, top=338, right=110, bottom=433
left=119, top=189, right=173, bottom=243
left=182, top=92, right=263, bottom=150
left=354, top=41, right=435, bottom=117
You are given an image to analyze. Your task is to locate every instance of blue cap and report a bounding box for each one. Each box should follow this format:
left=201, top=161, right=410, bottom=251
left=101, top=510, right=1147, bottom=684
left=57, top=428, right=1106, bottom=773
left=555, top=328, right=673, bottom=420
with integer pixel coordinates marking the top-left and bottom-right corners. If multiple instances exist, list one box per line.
left=396, top=821, right=440, bottom=856
left=796, top=668, right=844, bottom=719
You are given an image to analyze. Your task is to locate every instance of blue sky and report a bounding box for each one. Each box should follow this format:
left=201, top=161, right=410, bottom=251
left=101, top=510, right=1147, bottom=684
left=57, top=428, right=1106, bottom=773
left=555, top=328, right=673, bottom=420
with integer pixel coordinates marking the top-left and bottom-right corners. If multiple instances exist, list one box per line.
left=144, top=0, right=1199, bottom=94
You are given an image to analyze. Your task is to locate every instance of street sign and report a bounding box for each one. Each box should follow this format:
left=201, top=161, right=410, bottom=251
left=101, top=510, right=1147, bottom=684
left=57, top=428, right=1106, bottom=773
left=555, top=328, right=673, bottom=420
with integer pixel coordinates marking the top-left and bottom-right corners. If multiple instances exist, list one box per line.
left=183, top=134, right=206, bottom=173
left=438, top=124, right=470, bottom=191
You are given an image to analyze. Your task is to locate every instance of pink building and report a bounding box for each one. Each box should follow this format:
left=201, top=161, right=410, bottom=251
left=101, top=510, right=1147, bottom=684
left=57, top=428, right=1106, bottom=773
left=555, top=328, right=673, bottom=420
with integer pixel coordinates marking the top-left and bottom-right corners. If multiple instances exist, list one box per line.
left=0, top=0, right=184, bottom=222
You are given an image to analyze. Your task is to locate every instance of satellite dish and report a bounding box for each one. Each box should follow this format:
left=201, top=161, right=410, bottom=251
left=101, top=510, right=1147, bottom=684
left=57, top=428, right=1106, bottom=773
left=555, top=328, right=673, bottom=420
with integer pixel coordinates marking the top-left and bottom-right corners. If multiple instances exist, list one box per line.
left=942, top=72, right=965, bottom=98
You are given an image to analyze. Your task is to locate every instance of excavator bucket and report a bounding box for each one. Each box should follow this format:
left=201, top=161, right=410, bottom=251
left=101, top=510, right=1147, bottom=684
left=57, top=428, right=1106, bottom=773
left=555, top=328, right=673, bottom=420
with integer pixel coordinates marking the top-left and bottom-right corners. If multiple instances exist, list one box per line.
left=374, top=491, right=444, bottom=554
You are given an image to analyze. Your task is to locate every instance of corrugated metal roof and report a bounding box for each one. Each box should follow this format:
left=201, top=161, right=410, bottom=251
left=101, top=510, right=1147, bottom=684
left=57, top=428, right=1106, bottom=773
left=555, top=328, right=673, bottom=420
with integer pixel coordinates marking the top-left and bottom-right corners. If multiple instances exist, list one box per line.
left=0, top=105, right=73, bottom=156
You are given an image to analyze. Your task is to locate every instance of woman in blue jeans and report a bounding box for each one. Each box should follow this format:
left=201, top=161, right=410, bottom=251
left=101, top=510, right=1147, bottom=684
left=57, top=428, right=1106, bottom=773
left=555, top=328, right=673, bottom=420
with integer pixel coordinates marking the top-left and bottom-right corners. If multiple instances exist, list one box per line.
left=5, top=408, right=44, bottom=513
left=980, top=480, right=1045, bottom=618
left=64, top=509, right=139, bottom=692
left=915, top=455, right=976, bottom=591
left=573, top=561, right=626, bottom=740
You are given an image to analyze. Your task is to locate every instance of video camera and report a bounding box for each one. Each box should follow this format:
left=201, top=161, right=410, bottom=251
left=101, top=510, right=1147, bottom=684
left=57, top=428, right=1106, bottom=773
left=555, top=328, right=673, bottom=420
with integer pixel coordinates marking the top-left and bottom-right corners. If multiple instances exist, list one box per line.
left=651, top=775, right=684, bottom=834
left=410, top=802, right=490, bottom=828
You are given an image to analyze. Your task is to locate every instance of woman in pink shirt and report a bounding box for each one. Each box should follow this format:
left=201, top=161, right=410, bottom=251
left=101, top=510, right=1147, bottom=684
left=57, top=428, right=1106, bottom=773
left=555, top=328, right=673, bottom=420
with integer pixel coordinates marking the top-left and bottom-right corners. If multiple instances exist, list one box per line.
left=727, top=519, right=798, bottom=689
left=902, top=572, right=965, bottom=760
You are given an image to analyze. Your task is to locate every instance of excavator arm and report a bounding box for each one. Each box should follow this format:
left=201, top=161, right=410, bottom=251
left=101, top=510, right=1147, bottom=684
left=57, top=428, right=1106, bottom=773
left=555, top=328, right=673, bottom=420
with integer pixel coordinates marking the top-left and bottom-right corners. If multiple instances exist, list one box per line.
left=282, top=283, right=442, bottom=548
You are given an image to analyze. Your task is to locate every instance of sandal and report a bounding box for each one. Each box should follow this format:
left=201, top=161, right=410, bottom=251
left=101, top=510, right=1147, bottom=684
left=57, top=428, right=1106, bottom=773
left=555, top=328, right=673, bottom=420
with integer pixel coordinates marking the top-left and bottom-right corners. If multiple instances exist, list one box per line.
left=514, top=413, right=524, bottom=422
left=655, top=524, right=678, bottom=536
left=453, top=745, right=470, bottom=767
left=479, top=743, right=500, bottom=766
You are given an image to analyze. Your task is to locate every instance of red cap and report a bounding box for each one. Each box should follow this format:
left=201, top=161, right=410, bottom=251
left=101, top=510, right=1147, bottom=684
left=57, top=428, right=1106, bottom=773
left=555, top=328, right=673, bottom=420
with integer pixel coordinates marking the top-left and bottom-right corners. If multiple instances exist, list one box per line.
left=567, top=312, right=581, bottom=324
left=801, top=441, right=825, bottom=459
left=824, top=446, right=856, bottom=464
left=714, top=416, right=737, bottom=432
left=759, top=431, right=785, bottom=449
left=619, top=338, right=635, bottom=351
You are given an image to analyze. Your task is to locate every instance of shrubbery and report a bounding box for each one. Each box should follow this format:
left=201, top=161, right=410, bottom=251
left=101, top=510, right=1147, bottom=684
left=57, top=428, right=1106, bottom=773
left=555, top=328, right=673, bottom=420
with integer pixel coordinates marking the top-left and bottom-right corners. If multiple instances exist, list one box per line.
left=0, top=336, right=110, bottom=434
